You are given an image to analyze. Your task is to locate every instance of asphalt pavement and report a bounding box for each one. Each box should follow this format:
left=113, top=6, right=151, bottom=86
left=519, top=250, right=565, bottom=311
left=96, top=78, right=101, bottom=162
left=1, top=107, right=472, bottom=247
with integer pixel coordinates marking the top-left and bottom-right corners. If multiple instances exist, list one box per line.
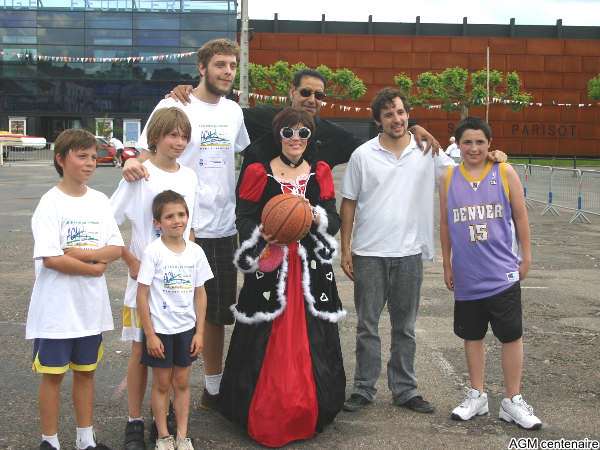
left=0, top=163, right=598, bottom=450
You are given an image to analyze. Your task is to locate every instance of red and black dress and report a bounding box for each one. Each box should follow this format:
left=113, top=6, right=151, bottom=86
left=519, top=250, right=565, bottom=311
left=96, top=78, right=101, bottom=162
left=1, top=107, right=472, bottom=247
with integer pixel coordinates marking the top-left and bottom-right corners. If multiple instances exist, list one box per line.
left=219, top=160, right=346, bottom=448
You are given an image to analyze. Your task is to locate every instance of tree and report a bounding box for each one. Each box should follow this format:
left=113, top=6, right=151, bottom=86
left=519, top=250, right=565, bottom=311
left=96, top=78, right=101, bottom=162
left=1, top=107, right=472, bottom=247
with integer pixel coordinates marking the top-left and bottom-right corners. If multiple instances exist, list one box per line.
left=588, top=74, right=600, bottom=100
left=394, top=67, right=532, bottom=119
left=235, top=61, right=367, bottom=102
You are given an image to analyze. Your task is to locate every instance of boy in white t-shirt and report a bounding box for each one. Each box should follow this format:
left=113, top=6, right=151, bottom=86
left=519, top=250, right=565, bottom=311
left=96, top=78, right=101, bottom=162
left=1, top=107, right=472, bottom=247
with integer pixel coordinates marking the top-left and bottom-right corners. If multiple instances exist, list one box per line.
left=26, top=129, right=124, bottom=450
left=137, top=190, right=212, bottom=450
left=110, top=107, right=198, bottom=449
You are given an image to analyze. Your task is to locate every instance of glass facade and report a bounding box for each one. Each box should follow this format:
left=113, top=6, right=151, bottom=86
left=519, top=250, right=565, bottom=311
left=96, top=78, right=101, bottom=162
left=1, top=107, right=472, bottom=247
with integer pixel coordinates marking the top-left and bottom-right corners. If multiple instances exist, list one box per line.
left=0, top=0, right=237, bottom=140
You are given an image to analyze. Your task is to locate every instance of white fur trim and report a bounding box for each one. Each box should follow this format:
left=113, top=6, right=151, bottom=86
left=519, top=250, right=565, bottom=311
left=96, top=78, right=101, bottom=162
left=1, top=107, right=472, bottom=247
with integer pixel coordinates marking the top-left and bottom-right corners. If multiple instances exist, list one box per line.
left=231, top=246, right=289, bottom=324
left=310, top=205, right=338, bottom=265
left=298, top=244, right=346, bottom=323
left=233, top=225, right=262, bottom=273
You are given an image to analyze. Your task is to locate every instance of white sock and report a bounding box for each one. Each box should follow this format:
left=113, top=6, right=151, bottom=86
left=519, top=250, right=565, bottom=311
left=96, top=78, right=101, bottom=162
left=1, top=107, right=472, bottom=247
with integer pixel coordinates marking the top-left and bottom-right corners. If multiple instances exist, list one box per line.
left=42, top=434, right=60, bottom=450
left=128, top=416, right=144, bottom=423
left=76, top=426, right=95, bottom=449
left=204, top=373, right=222, bottom=395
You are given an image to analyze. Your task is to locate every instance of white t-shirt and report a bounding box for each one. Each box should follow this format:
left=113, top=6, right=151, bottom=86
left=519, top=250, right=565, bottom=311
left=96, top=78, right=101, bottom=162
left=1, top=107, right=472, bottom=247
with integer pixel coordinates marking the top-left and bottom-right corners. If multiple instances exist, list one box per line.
left=110, top=159, right=198, bottom=307
left=26, top=187, right=124, bottom=339
left=138, top=96, right=250, bottom=238
left=137, top=238, right=213, bottom=334
left=341, top=135, right=455, bottom=260
left=445, top=143, right=461, bottom=159
left=110, top=137, right=125, bottom=150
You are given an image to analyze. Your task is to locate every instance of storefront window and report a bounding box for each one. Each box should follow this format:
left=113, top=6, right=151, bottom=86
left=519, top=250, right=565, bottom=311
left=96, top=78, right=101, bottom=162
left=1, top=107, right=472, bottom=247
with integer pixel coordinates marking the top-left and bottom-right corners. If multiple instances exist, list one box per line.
left=123, top=118, right=141, bottom=143
left=95, top=117, right=113, bottom=138
left=9, top=117, right=27, bottom=134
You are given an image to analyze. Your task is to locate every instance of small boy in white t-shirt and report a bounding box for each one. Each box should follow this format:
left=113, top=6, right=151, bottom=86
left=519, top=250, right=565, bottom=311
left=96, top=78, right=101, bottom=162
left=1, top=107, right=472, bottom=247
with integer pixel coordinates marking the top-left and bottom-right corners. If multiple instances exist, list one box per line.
left=110, top=107, right=199, bottom=448
left=26, top=129, right=124, bottom=450
left=137, top=190, right=213, bottom=450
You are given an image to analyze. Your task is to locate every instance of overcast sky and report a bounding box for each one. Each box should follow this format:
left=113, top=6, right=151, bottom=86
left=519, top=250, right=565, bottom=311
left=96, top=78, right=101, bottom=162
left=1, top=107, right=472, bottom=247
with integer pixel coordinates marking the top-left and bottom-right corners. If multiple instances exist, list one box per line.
left=244, top=0, right=600, bottom=26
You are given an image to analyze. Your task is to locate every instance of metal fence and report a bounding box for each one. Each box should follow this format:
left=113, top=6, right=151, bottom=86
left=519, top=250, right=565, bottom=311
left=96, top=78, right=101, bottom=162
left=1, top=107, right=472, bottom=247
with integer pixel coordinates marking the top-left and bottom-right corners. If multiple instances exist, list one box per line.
left=1, top=146, right=599, bottom=223
left=0, top=142, right=53, bottom=166
left=514, top=164, right=600, bottom=223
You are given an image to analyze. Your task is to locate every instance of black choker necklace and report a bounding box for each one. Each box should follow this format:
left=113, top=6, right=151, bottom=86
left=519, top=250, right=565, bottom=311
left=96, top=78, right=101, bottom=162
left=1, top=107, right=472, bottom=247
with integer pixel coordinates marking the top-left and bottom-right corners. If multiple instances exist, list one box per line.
left=279, top=153, right=303, bottom=168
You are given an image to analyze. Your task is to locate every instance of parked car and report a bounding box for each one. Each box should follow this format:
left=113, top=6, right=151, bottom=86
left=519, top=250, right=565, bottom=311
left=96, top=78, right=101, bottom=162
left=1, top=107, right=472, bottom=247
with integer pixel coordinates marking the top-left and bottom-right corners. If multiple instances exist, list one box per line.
left=121, top=142, right=143, bottom=164
left=95, top=137, right=118, bottom=166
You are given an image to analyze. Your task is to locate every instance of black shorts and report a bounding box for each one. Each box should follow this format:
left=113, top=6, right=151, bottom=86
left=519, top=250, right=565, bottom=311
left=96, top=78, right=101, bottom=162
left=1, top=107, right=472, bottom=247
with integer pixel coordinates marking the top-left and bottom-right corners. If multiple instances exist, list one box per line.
left=454, top=282, right=522, bottom=343
left=141, top=327, right=197, bottom=368
left=195, top=235, right=238, bottom=326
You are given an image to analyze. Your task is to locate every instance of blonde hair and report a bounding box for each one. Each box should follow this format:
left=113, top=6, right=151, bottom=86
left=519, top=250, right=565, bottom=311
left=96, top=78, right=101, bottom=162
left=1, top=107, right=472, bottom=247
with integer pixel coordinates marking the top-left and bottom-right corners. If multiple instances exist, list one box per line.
left=197, top=38, right=240, bottom=68
left=145, top=107, right=191, bottom=153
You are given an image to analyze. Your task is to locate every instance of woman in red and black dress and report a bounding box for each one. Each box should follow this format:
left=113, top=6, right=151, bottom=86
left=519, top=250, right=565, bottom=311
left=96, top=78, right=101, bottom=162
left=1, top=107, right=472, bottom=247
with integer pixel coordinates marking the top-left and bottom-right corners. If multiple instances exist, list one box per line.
left=218, top=107, right=346, bottom=447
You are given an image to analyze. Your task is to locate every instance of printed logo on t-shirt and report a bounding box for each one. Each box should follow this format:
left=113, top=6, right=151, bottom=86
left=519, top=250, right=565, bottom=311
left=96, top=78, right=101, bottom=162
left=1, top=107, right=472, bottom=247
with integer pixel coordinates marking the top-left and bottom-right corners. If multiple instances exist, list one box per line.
left=161, top=264, right=194, bottom=311
left=199, top=128, right=229, bottom=147
left=64, top=219, right=100, bottom=248
left=163, top=268, right=192, bottom=292
left=198, top=125, right=231, bottom=169
left=506, top=271, right=520, bottom=282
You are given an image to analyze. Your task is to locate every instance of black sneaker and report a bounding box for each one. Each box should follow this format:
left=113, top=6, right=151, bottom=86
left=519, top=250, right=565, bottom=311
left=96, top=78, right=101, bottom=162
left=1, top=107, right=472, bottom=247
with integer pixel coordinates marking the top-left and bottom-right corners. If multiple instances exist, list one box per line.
left=83, top=444, right=112, bottom=450
left=150, top=402, right=176, bottom=443
left=343, top=393, right=372, bottom=412
left=394, top=395, right=435, bottom=414
left=199, top=388, right=219, bottom=411
left=39, top=442, right=57, bottom=450
left=124, top=420, right=146, bottom=450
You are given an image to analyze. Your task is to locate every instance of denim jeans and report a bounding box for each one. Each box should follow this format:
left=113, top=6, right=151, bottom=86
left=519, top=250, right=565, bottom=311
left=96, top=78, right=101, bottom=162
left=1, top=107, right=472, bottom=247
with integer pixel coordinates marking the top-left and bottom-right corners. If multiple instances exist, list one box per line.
left=351, top=254, right=423, bottom=404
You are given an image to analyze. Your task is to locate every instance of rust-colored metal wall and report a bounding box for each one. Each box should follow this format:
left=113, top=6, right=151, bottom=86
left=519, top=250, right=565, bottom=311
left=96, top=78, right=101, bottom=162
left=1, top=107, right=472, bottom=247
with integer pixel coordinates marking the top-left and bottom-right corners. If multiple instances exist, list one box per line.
left=249, top=33, right=600, bottom=156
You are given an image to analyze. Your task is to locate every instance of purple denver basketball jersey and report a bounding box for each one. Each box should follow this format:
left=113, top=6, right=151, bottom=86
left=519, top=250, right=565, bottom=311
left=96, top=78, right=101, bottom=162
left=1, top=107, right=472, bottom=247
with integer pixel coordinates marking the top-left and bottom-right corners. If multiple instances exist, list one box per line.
left=447, top=162, right=519, bottom=301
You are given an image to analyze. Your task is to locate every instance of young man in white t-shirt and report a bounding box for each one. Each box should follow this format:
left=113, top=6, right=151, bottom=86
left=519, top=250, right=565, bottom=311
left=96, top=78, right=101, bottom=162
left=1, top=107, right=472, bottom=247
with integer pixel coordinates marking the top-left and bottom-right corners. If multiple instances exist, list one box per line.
left=26, top=129, right=124, bottom=450
left=123, top=39, right=250, bottom=409
left=110, top=107, right=198, bottom=449
left=137, top=190, right=213, bottom=450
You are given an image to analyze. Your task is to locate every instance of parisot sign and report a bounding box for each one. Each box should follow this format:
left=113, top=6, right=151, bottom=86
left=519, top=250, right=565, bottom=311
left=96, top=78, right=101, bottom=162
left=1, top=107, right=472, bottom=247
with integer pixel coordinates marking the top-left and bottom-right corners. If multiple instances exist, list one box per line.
left=510, top=123, right=577, bottom=138
left=448, top=122, right=577, bottom=138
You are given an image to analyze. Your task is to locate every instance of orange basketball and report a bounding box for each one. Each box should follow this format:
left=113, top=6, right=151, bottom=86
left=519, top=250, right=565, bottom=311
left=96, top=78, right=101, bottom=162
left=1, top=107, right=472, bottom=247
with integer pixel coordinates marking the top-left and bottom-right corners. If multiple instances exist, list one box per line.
left=261, top=193, right=313, bottom=244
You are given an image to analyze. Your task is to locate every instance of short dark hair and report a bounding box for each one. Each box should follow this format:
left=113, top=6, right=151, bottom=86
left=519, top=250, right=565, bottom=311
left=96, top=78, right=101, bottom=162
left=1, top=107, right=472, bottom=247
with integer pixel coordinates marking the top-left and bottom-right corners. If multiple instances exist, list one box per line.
left=196, top=38, right=240, bottom=67
left=292, top=69, right=326, bottom=89
left=152, top=190, right=189, bottom=222
left=272, top=107, right=316, bottom=142
left=454, top=117, right=492, bottom=142
left=53, top=128, right=96, bottom=177
left=370, top=87, right=411, bottom=123
left=145, top=107, right=191, bottom=153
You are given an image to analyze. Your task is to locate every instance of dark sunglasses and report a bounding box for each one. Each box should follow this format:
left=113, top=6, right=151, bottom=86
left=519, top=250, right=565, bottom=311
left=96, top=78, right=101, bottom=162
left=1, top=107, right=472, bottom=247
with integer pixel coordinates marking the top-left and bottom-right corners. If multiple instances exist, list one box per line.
left=299, top=88, right=326, bottom=101
left=280, top=127, right=312, bottom=140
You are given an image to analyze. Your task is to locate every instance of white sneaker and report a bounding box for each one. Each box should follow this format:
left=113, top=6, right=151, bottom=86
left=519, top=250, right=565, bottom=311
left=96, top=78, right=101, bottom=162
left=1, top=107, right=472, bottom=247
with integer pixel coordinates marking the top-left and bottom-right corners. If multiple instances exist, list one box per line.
left=176, top=437, right=194, bottom=450
left=499, top=394, right=542, bottom=430
left=155, top=435, right=176, bottom=450
left=451, top=388, right=489, bottom=420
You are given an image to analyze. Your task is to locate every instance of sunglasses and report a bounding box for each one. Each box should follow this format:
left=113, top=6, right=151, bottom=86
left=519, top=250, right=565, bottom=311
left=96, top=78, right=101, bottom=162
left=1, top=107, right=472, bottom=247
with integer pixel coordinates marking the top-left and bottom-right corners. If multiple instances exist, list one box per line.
left=280, top=127, right=312, bottom=140
left=298, top=88, right=326, bottom=101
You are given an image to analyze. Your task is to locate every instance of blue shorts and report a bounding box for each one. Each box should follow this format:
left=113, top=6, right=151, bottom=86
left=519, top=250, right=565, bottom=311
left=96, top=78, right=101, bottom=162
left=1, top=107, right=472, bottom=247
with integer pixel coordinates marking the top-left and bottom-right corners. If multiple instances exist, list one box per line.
left=141, top=327, right=197, bottom=368
left=32, top=334, right=103, bottom=374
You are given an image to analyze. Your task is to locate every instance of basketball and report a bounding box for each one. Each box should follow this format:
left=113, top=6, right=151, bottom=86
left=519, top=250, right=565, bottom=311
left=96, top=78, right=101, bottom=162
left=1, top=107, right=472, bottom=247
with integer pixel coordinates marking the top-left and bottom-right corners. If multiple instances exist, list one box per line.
left=261, top=193, right=313, bottom=244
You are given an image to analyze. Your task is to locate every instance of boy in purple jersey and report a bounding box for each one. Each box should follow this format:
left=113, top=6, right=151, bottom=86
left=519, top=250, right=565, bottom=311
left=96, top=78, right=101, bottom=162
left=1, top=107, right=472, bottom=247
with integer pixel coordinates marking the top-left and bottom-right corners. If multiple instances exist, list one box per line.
left=439, top=117, right=542, bottom=430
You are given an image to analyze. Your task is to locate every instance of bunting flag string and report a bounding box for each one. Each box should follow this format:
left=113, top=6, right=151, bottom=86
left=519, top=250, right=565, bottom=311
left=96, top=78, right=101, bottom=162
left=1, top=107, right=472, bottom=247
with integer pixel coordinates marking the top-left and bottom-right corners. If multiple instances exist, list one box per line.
left=5, top=52, right=600, bottom=109
left=233, top=89, right=600, bottom=111
left=12, top=51, right=195, bottom=64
